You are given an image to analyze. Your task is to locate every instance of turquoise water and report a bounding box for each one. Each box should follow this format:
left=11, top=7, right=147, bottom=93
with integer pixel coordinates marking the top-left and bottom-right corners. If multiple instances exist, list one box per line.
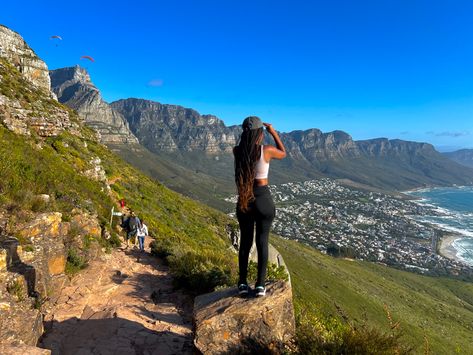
left=407, top=186, right=473, bottom=265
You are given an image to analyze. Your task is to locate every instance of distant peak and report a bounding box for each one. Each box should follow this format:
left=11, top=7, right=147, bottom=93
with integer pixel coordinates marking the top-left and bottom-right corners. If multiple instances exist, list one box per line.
left=49, top=65, right=95, bottom=90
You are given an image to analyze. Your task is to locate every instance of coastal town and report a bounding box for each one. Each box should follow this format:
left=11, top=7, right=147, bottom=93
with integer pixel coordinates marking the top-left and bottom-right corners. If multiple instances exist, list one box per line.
left=226, top=179, right=473, bottom=280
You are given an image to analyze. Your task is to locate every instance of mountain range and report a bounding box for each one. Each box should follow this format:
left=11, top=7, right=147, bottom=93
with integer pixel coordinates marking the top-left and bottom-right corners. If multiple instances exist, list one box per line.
left=49, top=65, right=473, bottom=207
left=443, top=149, right=473, bottom=169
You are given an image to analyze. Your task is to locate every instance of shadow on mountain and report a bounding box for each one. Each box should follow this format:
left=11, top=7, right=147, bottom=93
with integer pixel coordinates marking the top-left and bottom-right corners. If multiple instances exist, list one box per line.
left=39, top=316, right=193, bottom=354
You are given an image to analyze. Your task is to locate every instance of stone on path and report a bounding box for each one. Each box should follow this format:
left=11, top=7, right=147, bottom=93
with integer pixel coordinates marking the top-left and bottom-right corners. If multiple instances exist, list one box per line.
left=194, top=281, right=295, bottom=354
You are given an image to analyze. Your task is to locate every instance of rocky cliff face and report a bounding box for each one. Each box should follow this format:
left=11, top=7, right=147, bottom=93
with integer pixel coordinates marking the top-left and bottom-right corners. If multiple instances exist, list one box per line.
left=49, top=66, right=138, bottom=144
left=0, top=25, right=53, bottom=96
left=281, top=129, right=361, bottom=161
left=111, top=98, right=238, bottom=152
left=444, top=149, right=473, bottom=169
left=0, top=26, right=74, bottom=137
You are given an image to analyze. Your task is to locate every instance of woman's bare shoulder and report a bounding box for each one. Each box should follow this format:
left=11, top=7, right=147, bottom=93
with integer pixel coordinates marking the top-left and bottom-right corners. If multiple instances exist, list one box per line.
left=263, top=144, right=286, bottom=160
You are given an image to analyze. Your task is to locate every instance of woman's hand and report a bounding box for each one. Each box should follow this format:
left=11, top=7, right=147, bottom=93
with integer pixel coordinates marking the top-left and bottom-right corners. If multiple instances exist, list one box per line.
left=263, top=122, right=286, bottom=160
left=263, top=122, right=275, bottom=133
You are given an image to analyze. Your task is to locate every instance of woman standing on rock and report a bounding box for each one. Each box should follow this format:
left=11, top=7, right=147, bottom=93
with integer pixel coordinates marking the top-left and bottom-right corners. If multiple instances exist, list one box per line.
left=233, top=116, right=286, bottom=297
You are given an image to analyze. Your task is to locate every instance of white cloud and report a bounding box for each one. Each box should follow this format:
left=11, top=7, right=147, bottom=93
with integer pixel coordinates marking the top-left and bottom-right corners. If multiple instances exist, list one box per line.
left=147, top=79, right=164, bottom=87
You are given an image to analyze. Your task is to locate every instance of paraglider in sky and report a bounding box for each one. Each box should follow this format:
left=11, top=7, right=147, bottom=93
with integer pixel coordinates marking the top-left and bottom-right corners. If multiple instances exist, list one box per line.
left=50, top=35, right=62, bottom=47
left=80, top=55, right=95, bottom=62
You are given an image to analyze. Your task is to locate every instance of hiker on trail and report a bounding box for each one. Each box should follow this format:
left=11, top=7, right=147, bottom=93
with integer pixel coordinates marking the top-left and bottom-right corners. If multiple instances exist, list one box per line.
left=233, top=116, right=286, bottom=297
left=121, top=210, right=142, bottom=248
left=137, top=219, right=148, bottom=252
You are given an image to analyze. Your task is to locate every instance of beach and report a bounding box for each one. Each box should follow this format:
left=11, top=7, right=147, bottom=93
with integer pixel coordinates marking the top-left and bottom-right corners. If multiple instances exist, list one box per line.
left=439, top=234, right=460, bottom=261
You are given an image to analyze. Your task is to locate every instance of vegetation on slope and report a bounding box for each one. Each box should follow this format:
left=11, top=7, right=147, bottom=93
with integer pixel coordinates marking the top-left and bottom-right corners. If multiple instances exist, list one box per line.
left=108, top=144, right=234, bottom=211
left=0, top=59, right=239, bottom=294
left=0, top=124, right=239, bottom=293
left=271, top=236, right=473, bottom=354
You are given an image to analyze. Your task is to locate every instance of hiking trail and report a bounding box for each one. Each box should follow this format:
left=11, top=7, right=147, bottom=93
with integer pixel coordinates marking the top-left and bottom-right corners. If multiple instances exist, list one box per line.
left=39, top=237, right=193, bottom=355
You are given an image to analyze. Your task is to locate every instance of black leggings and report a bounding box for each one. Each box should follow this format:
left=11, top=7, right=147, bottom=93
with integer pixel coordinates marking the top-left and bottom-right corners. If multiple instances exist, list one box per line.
left=237, top=185, right=275, bottom=287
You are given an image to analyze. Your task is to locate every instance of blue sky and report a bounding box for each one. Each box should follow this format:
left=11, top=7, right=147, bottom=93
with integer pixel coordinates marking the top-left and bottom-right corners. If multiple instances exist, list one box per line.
left=2, top=0, right=473, bottom=151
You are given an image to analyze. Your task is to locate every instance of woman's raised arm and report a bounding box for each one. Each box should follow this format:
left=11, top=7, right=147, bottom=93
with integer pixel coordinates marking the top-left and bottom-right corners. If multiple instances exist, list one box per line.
left=263, top=123, right=286, bottom=160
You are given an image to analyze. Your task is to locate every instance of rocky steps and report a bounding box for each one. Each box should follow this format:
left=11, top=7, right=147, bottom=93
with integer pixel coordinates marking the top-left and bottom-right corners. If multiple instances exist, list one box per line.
left=39, top=237, right=194, bottom=355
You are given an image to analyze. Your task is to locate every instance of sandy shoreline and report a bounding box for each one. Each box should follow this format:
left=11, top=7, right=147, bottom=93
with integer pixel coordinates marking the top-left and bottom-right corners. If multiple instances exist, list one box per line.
left=439, top=234, right=460, bottom=261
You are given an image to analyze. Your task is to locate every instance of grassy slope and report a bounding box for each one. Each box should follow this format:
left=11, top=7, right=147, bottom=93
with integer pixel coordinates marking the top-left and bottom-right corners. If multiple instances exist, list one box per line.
left=271, top=236, right=473, bottom=354
left=108, top=143, right=234, bottom=211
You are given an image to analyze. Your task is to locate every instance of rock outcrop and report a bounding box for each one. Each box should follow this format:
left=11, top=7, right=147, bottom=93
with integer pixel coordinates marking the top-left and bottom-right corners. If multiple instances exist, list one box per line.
left=49, top=66, right=138, bottom=144
left=0, top=26, right=75, bottom=137
left=0, top=25, right=53, bottom=95
left=0, top=210, right=105, bottom=347
left=193, top=281, right=295, bottom=354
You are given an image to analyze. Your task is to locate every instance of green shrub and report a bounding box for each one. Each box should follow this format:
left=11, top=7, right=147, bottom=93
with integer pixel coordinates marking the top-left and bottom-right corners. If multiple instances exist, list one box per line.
left=247, top=260, right=289, bottom=283
left=23, top=245, right=34, bottom=252
left=7, top=279, right=26, bottom=302
left=106, top=232, right=122, bottom=248
left=82, top=234, right=94, bottom=251
left=294, top=307, right=413, bottom=355
left=168, top=250, right=237, bottom=294
left=65, top=248, right=88, bottom=276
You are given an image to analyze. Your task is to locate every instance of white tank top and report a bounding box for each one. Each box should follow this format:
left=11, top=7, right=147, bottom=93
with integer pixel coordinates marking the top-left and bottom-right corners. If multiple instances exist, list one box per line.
left=255, top=145, right=269, bottom=179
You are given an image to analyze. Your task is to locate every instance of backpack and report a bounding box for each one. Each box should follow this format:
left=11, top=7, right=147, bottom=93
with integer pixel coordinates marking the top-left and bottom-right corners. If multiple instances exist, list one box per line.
left=120, top=216, right=130, bottom=232
left=129, top=216, right=141, bottom=233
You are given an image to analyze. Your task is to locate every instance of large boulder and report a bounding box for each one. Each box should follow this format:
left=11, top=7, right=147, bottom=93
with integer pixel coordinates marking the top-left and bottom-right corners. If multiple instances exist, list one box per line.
left=194, top=281, right=295, bottom=354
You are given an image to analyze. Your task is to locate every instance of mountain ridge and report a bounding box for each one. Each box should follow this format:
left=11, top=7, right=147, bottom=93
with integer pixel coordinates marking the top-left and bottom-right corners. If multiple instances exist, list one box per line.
left=443, top=148, right=473, bottom=168
left=111, top=96, right=473, bottom=190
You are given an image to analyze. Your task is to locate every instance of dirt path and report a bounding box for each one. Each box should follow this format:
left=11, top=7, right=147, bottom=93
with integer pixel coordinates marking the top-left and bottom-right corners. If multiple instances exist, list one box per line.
left=39, top=237, right=193, bottom=355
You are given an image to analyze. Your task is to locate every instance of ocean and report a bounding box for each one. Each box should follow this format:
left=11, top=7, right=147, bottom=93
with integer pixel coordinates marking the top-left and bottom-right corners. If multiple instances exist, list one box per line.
left=406, top=186, right=473, bottom=265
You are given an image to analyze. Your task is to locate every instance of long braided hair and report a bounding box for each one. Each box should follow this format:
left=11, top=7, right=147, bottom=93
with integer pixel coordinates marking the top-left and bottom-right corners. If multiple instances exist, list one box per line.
left=234, top=126, right=264, bottom=212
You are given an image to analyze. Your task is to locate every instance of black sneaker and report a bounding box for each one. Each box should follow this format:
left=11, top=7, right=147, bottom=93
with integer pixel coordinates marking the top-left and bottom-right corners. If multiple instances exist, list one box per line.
left=238, top=284, right=249, bottom=295
left=255, top=286, right=266, bottom=297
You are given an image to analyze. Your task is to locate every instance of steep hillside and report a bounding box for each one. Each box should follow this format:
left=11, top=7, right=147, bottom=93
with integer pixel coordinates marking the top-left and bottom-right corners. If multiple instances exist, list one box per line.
left=271, top=236, right=473, bottom=354
left=108, top=143, right=234, bottom=210
left=444, top=149, right=473, bottom=168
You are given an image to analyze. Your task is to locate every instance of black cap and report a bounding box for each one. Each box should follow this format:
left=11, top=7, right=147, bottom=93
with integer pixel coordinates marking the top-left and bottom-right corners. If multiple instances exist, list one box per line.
left=242, top=116, right=263, bottom=130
